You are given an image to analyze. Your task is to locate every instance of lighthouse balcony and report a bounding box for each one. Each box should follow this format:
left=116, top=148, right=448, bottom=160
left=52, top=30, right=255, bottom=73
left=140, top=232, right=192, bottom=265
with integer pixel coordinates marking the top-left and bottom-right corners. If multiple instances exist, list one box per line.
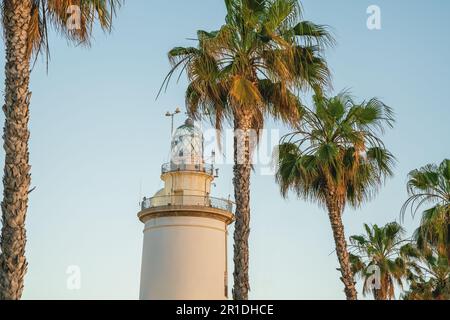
left=141, top=194, right=233, bottom=212
left=161, top=162, right=214, bottom=175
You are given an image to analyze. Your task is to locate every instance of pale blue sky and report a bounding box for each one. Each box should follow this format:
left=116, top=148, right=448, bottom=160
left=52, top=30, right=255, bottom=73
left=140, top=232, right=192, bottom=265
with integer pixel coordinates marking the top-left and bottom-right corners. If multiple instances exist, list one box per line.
left=0, top=0, right=449, bottom=299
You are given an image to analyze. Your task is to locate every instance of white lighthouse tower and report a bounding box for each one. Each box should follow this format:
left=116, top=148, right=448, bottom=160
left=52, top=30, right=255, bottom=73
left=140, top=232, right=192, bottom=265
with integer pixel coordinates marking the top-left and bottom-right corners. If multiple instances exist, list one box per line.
left=138, top=118, right=234, bottom=300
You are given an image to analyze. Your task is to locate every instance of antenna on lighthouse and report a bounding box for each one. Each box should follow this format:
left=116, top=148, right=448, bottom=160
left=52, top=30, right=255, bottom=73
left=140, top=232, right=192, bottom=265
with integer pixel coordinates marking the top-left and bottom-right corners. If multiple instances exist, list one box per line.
left=165, top=107, right=181, bottom=136
left=211, top=150, right=219, bottom=178
left=211, top=150, right=216, bottom=166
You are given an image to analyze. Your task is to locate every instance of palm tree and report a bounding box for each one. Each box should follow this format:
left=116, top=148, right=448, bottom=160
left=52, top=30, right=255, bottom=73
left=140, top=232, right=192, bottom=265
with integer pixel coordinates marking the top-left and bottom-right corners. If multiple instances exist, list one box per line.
left=349, top=222, right=415, bottom=300
left=401, top=159, right=450, bottom=263
left=162, top=0, right=333, bottom=300
left=402, top=248, right=450, bottom=300
left=276, top=92, right=395, bottom=299
left=0, top=0, right=121, bottom=300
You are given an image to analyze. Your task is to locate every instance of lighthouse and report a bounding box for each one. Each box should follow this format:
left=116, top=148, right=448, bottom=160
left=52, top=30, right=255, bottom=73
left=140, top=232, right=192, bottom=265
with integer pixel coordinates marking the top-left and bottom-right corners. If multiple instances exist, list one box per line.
left=138, top=118, right=234, bottom=300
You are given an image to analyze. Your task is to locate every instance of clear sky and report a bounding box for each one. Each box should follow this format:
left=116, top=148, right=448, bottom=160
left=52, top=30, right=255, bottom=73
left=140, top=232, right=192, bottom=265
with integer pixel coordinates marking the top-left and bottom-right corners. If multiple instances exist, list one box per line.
left=0, top=0, right=449, bottom=299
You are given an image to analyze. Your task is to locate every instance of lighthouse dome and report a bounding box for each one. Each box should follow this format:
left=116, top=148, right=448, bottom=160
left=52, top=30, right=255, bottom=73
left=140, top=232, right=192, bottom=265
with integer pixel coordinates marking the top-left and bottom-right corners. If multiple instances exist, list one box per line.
left=170, top=118, right=204, bottom=166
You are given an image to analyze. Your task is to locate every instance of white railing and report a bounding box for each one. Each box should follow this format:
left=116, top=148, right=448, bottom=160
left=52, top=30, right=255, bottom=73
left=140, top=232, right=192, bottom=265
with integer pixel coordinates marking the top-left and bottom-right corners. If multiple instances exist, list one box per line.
left=161, top=162, right=214, bottom=175
left=141, top=195, right=233, bottom=212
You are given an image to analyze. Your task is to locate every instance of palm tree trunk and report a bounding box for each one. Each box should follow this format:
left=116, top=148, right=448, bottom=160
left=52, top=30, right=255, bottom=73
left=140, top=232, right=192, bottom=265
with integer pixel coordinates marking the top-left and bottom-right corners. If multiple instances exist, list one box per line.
left=447, top=220, right=450, bottom=266
left=447, top=245, right=450, bottom=267
left=326, top=193, right=358, bottom=300
left=373, top=276, right=387, bottom=300
left=0, top=0, right=32, bottom=300
left=232, top=115, right=252, bottom=300
left=373, top=289, right=381, bottom=300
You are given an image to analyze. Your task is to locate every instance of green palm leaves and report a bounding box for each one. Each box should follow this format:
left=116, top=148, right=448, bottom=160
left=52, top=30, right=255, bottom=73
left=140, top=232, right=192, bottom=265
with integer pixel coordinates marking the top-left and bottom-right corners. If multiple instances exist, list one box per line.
left=403, top=248, right=450, bottom=300
left=276, top=92, right=395, bottom=208
left=349, top=222, right=414, bottom=300
left=350, top=221, right=450, bottom=300
left=350, top=159, right=450, bottom=300
left=402, top=159, right=450, bottom=260
left=397, top=159, right=450, bottom=299
left=162, top=0, right=333, bottom=132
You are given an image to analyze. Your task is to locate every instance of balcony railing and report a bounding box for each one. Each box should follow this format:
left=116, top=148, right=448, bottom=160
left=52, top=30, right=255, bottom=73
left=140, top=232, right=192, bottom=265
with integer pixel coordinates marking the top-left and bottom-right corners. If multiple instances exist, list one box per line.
left=161, top=162, right=214, bottom=175
left=141, top=195, right=233, bottom=212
